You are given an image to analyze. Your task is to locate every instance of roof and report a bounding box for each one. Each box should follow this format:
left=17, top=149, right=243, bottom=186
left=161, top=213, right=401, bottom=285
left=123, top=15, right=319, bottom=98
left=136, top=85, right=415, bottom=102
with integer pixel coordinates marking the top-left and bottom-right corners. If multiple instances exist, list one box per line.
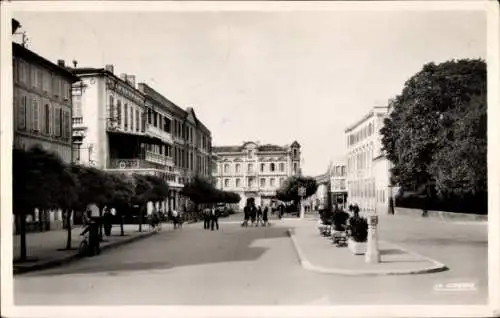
left=13, top=43, right=79, bottom=82
left=345, top=106, right=389, bottom=133
left=212, top=142, right=293, bottom=154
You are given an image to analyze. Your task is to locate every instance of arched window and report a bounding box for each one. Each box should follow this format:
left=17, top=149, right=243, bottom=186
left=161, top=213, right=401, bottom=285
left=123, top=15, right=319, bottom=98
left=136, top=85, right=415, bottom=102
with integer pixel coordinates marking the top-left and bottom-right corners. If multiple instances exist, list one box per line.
left=270, top=163, right=275, bottom=172
left=235, top=163, right=241, bottom=173
left=224, top=179, right=230, bottom=188
left=224, top=163, right=229, bottom=174
left=260, top=178, right=266, bottom=187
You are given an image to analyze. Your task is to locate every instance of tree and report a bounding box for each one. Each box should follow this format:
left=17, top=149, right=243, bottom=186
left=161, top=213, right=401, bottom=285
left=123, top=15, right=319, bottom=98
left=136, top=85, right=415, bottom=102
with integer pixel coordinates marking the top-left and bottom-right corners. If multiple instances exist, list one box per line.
left=13, top=146, right=76, bottom=260
left=380, top=59, right=487, bottom=202
left=182, top=176, right=218, bottom=206
left=276, top=176, right=318, bottom=204
left=106, top=173, right=135, bottom=236
left=131, top=174, right=154, bottom=232
left=71, top=165, right=113, bottom=239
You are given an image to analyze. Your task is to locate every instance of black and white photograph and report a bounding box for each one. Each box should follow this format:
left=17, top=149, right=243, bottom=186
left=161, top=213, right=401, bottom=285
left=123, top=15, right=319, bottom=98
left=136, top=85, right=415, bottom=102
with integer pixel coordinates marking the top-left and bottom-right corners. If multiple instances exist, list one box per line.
left=1, top=1, right=498, bottom=317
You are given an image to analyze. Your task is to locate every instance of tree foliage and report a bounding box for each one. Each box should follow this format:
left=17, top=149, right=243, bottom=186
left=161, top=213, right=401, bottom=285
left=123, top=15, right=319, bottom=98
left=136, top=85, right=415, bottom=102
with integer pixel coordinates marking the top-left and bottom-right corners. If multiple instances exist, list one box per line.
left=182, top=176, right=241, bottom=204
left=380, top=59, right=486, bottom=197
left=276, top=175, right=318, bottom=202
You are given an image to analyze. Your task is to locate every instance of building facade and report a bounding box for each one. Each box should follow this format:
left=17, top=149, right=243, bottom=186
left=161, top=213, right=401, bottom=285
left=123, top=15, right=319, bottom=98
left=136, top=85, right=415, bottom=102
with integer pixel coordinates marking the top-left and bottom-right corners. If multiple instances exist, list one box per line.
left=12, top=42, right=79, bottom=232
left=212, top=141, right=301, bottom=210
left=13, top=43, right=78, bottom=163
left=328, top=159, right=348, bottom=209
left=70, top=65, right=212, bottom=213
left=345, top=106, right=391, bottom=215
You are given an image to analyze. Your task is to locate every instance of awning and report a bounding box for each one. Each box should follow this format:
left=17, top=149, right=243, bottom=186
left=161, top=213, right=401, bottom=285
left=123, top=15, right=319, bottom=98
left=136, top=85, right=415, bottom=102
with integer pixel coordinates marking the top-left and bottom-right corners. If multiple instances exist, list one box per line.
left=107, top=129, right=163, bottom=144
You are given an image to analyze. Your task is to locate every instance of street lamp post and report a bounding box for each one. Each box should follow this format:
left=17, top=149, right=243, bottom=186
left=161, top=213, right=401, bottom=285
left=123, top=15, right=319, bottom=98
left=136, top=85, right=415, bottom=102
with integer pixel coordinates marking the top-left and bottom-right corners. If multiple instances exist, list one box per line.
left=298, top=186, right=306, bottom=219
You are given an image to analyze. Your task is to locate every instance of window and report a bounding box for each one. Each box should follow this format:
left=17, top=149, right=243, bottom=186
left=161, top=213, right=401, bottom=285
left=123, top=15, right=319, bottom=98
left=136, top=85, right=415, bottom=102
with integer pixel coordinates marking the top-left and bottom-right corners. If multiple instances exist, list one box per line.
left=293, top=149, right=298, bottom=159
left=270, top=178, right=275, bottom=187
left=108, top=95, right=114, bottom=121
left=236, top=178, right=241, bottom=187
left=280, top=177, right=284, bottom=185
left=54, top=107, right=62, bottom=137
left=224, top=179, right=230, bottom=188
left=32, top=98, right=40, bottom=132
left=124, top=104, right=128, bottom=130
left=141, top=111, right=146, bottom=132
left=270, top=163, right=275, bottom=172
left=52, top=76, right=59, bottom=97
left=260, top=163, right=265, bottom=172
left=148, top=109, right=152, bottom=125
left=19, top=61, right=27, bottom=84
left=260, top=178, right=266, bottom=187
left=117, top=100, right=122, bottom=126
left=18, top=96, right=27, bottom=130
left=153, top=111, right=158, bottom=127
left=42, top=71, right=49, bottom=92
left=63, top=111, right=70, bottom=140
left=44, top=104, right=50, bottom=134
left=224, top=164, right=229, bottom=174
left=130, top=107, right=134, bottom=131
left=164, top=117, right=171, bottom=133
left=279, top=162, right=285, bottom=172
left=293, top=162, right=298, bottom=174
left=236, top=164, right=240, bottom=173
left=248, top=163, right=253, bottom=173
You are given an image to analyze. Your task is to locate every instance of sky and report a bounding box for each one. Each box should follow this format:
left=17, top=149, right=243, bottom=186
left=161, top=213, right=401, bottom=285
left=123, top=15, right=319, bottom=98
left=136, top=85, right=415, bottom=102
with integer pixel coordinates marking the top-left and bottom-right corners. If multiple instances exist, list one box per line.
left=11, top=7, right=486, bottom=176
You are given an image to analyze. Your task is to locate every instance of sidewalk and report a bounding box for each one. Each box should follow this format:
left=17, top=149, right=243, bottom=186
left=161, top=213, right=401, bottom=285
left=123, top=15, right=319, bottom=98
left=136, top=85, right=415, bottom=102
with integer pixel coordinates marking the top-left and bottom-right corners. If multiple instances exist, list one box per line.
left=287, top=221, right=447, bottom=276
left=13, top=224, right=158, bottom=275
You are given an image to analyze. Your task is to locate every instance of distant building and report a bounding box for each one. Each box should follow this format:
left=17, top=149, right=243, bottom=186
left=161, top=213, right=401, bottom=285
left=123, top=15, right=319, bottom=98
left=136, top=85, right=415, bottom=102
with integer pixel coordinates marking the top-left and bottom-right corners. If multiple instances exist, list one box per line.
left=12, top=43, right=79, bottom=163
left=345, top=106, right=391, bottom=215
left=212, top=141, right=301, bottom=209
left=328, top=158, right=347, bottom=209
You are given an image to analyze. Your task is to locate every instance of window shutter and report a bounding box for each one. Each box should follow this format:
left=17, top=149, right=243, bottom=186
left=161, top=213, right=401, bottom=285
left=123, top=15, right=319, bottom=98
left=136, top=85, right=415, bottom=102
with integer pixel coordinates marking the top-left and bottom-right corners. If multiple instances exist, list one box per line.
left=32, top=99, right=40, bottom=132
left=18, top=96, right=26, bottom=130
left=108, top=95, right=114, bottom=121
left=117, top=100, right=122, bottom=126
left=59, top=108, right=63, bottom=137
left=50, top=105, right=55, bottom=136
left=136, top=110, right=140, bottom=132
left=64, top=111, right=70, bottom=140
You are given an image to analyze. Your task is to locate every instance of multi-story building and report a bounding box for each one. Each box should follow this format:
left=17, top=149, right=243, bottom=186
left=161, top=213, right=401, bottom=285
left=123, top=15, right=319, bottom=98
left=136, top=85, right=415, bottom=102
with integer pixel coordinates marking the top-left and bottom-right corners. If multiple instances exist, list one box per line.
left=137, top=83, right=213, bottom=211
left=212, top=141, right=301, bottom=210
left=13, top=43, right=79, bottom=163
left=70, top=65, right=212, bottom=212
left=12, top=42, right=79, bottom=232
left=345, top=106, right=391, bottom=215
left=328, top=158, right=348, bottom=209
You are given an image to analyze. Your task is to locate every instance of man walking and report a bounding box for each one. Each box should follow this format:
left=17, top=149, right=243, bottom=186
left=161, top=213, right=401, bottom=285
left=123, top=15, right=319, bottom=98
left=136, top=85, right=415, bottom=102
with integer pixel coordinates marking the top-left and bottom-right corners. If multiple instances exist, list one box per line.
left=210, top=205, right=219, bottom=231
left=203, top=207, right=211, bottom=230
left=263, top=205, right=269, bottom=226
left=242, top=205, right=250, bottom=227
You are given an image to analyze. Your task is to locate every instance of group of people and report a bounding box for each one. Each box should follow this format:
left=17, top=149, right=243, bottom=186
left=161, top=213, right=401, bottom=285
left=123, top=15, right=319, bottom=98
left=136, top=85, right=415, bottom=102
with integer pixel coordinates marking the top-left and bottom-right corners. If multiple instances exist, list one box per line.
left=241, top=203, right=270, bottom=227
left=202, top=206, right=220, bottom=231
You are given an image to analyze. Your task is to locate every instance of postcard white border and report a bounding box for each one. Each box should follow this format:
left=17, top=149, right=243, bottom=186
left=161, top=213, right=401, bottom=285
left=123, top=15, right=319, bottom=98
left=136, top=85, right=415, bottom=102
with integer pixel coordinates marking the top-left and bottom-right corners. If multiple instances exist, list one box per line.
left=1, top=1, right=498, bottom=318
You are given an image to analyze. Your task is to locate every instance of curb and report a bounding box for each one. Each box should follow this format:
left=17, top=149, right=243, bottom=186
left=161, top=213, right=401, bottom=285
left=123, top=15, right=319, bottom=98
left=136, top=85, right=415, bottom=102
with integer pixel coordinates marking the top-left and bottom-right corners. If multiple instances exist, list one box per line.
left=287, top=229, right=448, bottom=276
left=13, top=231, right=156, bottom=275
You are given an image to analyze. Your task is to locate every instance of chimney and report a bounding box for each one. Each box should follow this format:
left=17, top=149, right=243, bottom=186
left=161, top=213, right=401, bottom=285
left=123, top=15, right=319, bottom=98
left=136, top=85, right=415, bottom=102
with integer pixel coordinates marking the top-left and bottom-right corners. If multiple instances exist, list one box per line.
left=120, top=73, right=127, bottom=82
left=126, top=75, right=136, bottom=88
left=12, top=19, right=21, bottom=34
left=105, top=64, right=114, bottom=74
left=57, top=59, right=65, bottom=67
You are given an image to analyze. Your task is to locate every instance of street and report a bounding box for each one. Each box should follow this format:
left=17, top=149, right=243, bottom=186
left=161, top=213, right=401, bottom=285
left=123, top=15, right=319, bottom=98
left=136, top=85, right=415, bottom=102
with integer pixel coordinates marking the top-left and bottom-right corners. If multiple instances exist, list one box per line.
left=14, top=213, right=487, bottom=305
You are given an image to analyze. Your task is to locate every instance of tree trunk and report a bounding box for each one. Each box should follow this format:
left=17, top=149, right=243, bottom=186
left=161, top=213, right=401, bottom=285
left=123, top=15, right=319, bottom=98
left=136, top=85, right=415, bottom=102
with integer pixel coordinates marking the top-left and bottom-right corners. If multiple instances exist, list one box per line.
left=138, top=205, right=143, bottom=232
left=120, top=211, right=125, bottom=236
left=65, top=210, right=72, bottom=249
left=99, top=206, right=104, bottom=240
left=19, top=213, right=27, bottom=261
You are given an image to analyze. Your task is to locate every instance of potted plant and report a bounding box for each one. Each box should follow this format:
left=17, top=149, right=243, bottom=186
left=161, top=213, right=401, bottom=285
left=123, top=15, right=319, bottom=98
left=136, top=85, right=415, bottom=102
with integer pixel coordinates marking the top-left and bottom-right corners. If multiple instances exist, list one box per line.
left=347, top=216, right=368, bottom=255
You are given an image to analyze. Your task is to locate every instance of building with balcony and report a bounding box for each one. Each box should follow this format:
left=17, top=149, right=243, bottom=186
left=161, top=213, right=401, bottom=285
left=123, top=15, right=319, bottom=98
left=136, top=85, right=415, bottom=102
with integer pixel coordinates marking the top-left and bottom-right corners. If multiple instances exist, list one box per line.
left=137, top=83, right=213, bottom=212
left=69, top=65, right=213, bottom=213
left=13, top=42, right=79, bottom=163
left=345, top=106, right=391, bottom=215
left=212, top=141, right=301, bottom=210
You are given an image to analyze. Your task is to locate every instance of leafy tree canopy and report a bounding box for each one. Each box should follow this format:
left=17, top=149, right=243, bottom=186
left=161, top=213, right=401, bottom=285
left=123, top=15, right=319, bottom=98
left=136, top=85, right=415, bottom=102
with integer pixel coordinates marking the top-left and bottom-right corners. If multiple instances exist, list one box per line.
left=276, top=175, right=318, bottom=202
left=380, top=58, right=486, bottom=196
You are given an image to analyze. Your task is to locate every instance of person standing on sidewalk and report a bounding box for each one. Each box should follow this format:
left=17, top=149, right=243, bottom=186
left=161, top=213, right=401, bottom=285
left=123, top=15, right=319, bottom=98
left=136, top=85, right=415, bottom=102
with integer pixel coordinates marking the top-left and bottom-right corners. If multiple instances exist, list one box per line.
left=250, top=204, right=257, bottom=226
left=103, top=208, right=113, bottom=237
left=203, top=207, right=211, bottom=230
left=210, top=205, right=219, bottom=231
left=262, top=205, right=269, bottom=226
left=242, top=205, right=250, bottom=227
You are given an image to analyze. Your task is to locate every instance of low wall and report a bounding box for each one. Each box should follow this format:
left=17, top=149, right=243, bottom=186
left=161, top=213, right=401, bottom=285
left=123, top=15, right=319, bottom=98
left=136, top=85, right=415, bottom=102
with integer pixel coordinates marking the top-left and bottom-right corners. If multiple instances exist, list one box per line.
left=395, top=207, right=487, bottom=222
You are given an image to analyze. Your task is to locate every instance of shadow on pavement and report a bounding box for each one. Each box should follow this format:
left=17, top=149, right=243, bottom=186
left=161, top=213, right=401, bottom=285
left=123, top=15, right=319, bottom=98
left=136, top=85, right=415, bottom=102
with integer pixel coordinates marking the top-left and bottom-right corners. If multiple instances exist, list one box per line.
left=33, top=226, right=292, bottom=276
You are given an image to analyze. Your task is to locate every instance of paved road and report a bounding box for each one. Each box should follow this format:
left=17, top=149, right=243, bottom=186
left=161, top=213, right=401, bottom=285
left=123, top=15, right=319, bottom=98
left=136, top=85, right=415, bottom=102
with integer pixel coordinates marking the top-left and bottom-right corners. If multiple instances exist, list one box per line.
left=15, top=213, right=487, bottom=305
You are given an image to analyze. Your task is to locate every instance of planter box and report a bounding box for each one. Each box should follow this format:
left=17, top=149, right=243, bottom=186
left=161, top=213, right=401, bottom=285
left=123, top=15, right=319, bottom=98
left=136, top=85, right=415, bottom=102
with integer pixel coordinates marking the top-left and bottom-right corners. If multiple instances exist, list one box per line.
left=348, top=238, right=367, bottom=255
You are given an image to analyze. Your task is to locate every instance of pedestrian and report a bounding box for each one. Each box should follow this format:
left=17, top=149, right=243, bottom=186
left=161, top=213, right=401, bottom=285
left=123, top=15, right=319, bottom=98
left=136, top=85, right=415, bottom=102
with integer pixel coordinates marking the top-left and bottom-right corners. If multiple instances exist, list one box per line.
left=172, top=209, right=179, bottom=229
left=103, top=207, right=113, bottom=236
left=203, top=207, right=211, bottom=230
left=256, top=206, right=264, bottom=226
left=210, top=205, right=219, bottom=231
left=250, top=204, right=257, bottom=226
left=263, top=206, right=269, bottom=226
left=242, top=205, right=249, bottom=227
